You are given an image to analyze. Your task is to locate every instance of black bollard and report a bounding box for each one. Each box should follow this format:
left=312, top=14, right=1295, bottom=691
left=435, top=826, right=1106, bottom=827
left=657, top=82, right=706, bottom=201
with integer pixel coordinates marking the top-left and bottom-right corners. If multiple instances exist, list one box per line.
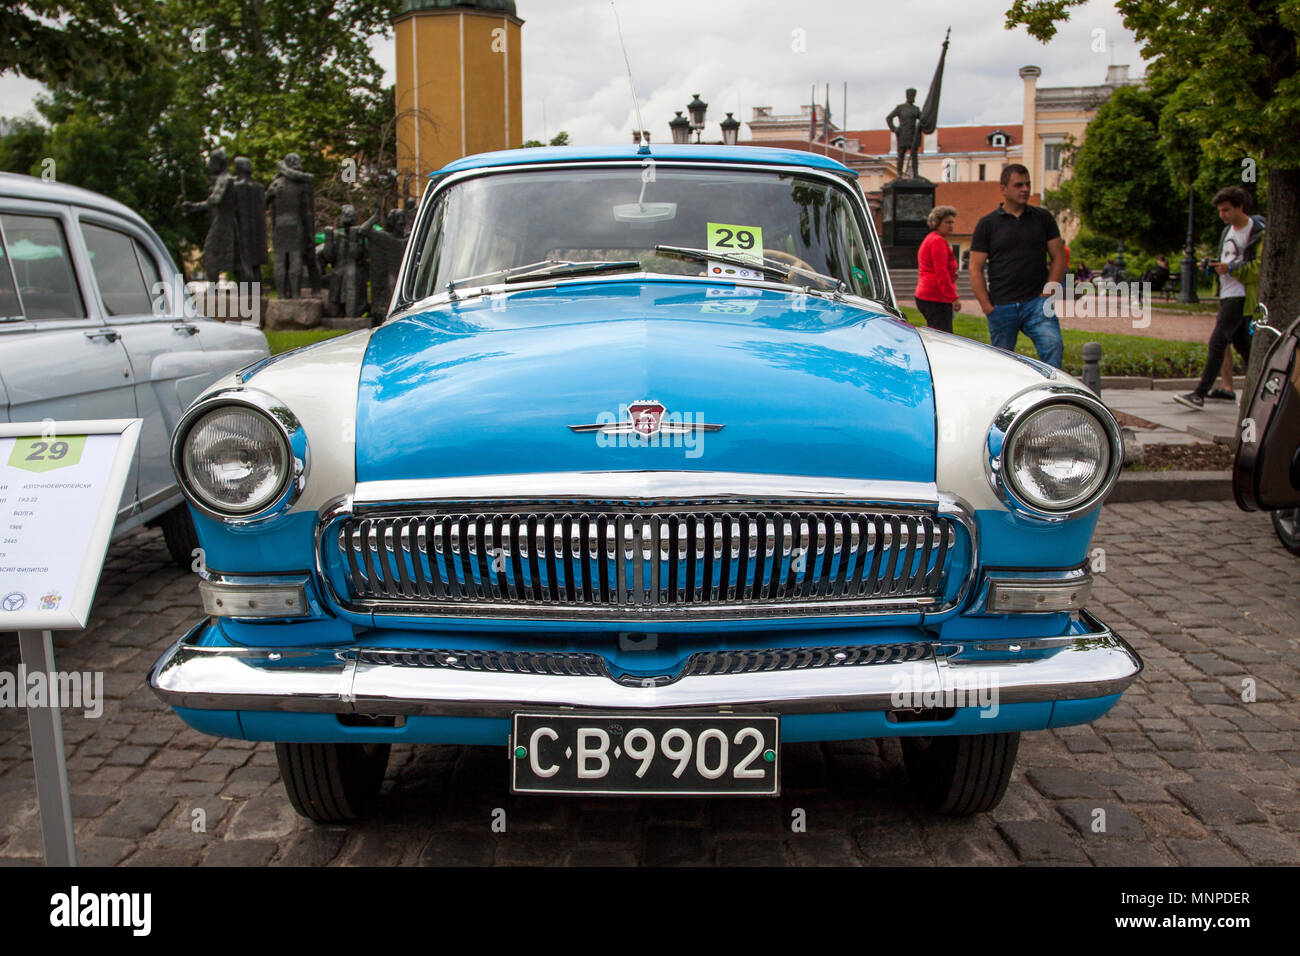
left=1081, top=342, right=1102, bottom=395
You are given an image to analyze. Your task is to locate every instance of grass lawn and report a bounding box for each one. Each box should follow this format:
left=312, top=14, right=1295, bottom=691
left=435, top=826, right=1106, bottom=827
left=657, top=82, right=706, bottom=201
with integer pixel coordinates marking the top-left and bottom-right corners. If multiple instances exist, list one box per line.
left=901, top=307, right=1216, bottom=378
left=264, top=312, right=1215, bottom=379
left=265, top=328, right=349, bottom=355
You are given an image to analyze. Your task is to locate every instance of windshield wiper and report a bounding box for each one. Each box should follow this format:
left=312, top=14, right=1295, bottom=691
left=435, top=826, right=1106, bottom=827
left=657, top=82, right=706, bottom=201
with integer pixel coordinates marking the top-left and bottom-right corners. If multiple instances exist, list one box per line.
left=654, top=244, right=845, bottom=292
left=444, top=259, right=640, bottom=297
left=502, top=259, right=641, bottom=284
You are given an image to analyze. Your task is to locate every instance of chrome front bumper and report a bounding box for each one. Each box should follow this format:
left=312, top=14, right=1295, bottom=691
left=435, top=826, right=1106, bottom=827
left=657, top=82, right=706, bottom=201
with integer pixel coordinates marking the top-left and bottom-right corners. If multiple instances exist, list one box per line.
left=148, top=610, right=1142, bottom=718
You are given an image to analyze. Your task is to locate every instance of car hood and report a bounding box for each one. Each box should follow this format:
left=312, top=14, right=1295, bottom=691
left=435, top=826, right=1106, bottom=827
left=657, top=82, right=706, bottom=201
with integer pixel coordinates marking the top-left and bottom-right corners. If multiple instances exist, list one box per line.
left=355, top=280, right=935, bottom=485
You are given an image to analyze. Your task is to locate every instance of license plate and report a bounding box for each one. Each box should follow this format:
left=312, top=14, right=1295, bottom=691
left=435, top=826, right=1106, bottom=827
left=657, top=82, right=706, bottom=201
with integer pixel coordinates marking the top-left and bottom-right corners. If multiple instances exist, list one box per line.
left=510, top=712, right=780, bottom=795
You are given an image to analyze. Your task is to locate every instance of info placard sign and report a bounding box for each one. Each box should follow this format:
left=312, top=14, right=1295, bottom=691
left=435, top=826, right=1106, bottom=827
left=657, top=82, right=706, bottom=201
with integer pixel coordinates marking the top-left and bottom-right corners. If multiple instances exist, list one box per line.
left=0, top=419, right=141, bottom=630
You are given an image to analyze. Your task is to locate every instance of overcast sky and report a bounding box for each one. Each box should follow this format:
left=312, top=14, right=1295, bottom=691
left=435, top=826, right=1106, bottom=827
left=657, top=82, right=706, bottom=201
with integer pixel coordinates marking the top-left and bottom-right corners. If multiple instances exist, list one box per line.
left=2, top=0, right=1147, bottom=143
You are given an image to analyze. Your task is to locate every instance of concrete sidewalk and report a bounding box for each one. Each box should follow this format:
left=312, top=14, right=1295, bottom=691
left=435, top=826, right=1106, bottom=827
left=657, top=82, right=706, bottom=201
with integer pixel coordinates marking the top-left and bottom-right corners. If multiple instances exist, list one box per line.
left=1104, top=387, right=1240, bottom=446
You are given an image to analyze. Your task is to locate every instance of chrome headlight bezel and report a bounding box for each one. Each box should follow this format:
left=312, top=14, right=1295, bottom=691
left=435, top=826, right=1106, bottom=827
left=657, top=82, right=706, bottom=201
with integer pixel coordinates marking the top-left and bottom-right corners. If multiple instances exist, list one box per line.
left=171, top=388, right=309, bottom=524
left=985, top=386, right=1122, bottom=521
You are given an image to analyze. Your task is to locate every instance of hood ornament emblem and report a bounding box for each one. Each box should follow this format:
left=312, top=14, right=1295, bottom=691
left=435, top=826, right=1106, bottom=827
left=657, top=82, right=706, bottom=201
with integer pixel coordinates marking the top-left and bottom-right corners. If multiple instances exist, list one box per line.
left=569, top=399, right=724, bottom=437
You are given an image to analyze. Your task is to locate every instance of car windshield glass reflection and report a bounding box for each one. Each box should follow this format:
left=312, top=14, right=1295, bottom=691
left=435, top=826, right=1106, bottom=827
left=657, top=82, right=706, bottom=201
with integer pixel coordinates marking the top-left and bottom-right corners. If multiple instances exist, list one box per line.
left=406, top=167, right=881, bottom=303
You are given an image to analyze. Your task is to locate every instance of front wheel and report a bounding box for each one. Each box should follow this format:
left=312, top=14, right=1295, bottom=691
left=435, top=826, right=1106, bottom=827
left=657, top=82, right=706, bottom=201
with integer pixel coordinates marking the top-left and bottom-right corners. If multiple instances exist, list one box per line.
left=275, top=742, right=391, bottom=823
left=901, top=733, right=1019, bottom=815
left=1271, top=508, right=1300, bottom=557
left=154, top=504, right=200, bottom=570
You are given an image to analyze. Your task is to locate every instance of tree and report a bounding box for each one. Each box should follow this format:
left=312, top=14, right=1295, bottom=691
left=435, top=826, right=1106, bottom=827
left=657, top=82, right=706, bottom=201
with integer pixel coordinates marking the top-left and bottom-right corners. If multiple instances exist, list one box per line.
left=0, top=0, right=402, bottom=263
left=1006, top=0, right=1300, bottom=332
left=1067, top=85, right=1184, bottom=254
left=521, top=131, right=571, bottom=148
left=0, top=1, right=157, bottom=87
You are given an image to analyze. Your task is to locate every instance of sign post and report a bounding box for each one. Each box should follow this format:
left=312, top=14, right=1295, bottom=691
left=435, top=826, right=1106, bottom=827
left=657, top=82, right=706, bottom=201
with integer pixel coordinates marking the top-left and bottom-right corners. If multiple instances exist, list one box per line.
left=0, top=419, right=142, bottom=867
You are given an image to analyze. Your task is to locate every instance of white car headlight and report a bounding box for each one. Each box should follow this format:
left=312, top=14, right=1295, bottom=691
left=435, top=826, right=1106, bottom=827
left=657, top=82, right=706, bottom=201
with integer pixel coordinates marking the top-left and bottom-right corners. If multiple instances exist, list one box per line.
left=173, top=391, right=306, bottom=520
left=987, top=389, right=1121, bottom=519
left=1006, top=404, right=1111, bottom=510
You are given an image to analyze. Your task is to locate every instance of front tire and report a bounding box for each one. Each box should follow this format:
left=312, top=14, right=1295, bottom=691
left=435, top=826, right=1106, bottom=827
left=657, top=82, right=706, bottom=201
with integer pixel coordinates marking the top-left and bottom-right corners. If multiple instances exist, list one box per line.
left=155, top=504, right=200, bottom=570
left=1271, top=508, right=1300, bottom=557
left=902, top=733, right=1019, bottom=815
left=275, top=742, right=391, bottom=823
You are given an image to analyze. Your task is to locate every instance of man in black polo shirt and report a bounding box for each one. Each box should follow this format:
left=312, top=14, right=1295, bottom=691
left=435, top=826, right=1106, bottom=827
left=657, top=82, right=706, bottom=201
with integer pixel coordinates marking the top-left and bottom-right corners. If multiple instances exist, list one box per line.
left=969, top=164, right=1067, bottom=368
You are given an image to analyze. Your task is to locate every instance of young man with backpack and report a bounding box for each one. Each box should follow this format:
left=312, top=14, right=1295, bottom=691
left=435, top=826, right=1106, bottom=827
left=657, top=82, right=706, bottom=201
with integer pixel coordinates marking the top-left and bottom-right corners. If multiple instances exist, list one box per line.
left=1174, top=187, right=1266, bottom=410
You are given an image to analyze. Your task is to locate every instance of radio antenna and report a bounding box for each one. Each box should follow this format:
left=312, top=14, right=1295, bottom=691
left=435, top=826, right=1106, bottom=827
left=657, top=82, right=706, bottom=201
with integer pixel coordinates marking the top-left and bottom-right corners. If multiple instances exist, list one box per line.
left=611, top=2, right=649, bottom=154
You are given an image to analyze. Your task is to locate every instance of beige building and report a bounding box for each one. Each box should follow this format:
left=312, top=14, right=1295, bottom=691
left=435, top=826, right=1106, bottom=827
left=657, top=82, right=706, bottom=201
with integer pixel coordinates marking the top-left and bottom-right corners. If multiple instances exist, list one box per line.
left=394, top=0, right=523, bottom=183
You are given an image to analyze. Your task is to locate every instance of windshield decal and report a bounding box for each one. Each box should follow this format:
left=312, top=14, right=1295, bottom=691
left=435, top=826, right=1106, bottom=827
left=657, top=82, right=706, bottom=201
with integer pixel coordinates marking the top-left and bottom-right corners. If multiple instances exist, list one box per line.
left=706, top=222, right=764, bottom=279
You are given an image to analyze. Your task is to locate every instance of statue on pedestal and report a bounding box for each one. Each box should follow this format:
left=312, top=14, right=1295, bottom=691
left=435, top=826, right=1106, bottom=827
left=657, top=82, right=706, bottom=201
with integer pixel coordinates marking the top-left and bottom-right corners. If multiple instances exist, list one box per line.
left=230, top=156, right=267, bottom=284
left=266, top=153, right=316, bottom=298
left=321, top=204, right=378, bottom=318
left=182, top=148, right=238, bottom=281
left=885, top=27, right=951, bottom=181
left=367, top=209, right=408, bottom=323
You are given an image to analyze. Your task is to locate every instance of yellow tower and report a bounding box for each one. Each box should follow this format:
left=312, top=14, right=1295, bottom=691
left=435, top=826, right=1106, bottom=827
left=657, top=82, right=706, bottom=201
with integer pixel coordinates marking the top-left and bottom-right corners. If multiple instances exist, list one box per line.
left=395, top=0, right=524, bottom=183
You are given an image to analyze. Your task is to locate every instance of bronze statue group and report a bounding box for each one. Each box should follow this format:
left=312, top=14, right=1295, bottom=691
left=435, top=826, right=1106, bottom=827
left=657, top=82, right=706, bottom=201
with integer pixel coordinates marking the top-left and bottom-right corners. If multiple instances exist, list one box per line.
left=183, top=149, right=413, bottom=322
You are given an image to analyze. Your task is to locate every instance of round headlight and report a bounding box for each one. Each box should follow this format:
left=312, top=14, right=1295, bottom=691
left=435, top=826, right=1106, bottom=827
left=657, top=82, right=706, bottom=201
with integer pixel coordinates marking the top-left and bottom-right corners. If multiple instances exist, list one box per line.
left=181, top=405, right=289, bottom=515
left=1004, top=403, right=1112, bottom=511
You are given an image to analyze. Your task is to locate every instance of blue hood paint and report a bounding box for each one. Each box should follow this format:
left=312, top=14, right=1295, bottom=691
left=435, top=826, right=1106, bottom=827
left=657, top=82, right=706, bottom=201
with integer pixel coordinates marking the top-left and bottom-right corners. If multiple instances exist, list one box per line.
left=356, top=280, right=935, bottom=484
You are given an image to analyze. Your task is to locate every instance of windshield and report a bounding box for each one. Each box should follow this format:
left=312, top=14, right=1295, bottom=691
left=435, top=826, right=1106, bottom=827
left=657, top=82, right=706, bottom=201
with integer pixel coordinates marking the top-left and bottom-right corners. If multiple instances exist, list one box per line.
left=403, top=165, right=886, bottom=304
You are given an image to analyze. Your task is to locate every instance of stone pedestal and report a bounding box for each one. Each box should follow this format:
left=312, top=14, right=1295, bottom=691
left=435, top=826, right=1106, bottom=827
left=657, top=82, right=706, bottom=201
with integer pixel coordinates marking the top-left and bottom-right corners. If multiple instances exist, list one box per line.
left=881, top=177, right=936, bottom=269
left=263, top=298, right=323, bottom=330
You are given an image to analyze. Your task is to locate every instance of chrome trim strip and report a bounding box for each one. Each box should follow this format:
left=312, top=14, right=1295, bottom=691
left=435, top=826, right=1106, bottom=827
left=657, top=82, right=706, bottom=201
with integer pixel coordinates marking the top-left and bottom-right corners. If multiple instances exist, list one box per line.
left=985, top=386, right=1124, bottom=522
left=170, top=387, right=310, bottom=525
left=354, top=472, right=942, bottom=508
left=149, top=609, right=1142, bottom=716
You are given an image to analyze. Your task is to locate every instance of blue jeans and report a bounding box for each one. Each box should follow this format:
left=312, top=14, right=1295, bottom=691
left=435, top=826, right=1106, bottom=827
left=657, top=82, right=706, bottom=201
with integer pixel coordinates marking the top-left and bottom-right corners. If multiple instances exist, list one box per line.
left=988, top=298, right=1064, bottom=369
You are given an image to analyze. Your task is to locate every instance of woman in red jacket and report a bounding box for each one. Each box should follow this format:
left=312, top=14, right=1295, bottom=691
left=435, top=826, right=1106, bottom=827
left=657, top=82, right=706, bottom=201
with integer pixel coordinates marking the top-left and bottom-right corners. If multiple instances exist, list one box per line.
left=914, top=205, right=959, bottom=333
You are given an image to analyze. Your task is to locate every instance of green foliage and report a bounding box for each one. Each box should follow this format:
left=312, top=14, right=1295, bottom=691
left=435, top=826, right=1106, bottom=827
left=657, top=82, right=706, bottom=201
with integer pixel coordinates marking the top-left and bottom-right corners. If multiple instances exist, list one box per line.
left=1070, top=85, right=1184, bottom=255
left=1007, top=0, right=1300, bottom=325
left=0, top=116, right=46, bottom=175
left=520, top=131, right=572, bottom=148
left=902, top=307, right=1217, bottom=378
left=0, top=0, right=402, bottom=265
left=0, top=1, right=158, bottom=86
left=265, top=328, right=348, bottom=355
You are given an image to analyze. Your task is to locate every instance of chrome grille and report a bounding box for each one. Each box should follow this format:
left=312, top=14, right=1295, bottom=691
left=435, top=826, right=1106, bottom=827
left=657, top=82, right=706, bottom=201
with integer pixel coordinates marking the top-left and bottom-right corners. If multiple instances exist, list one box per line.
left=330, top=509, right=959, bottom=618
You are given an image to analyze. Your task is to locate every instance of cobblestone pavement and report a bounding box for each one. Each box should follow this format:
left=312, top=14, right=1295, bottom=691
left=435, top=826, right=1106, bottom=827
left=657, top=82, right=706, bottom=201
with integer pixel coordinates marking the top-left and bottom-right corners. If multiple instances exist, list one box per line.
left=1, top=501, right=1297, bottom=866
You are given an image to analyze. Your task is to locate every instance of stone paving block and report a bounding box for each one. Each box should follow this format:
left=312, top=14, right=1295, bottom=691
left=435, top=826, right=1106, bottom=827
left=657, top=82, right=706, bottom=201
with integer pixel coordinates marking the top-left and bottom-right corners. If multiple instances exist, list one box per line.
left=1133, top=804, right=1207, bottom=840
left=1167, top=782, right=1267, bottom=826
left=1170, top=837, right=1248, bottom=868
left=1025, top=767, right=1107, bottom=800
left=225, top=795, right=305, bottom=842
left=417, top=830, right=496, bottom=867
left=1219, top=825, right=1300, bottom=864
left=96, top=796, right=179, bottom=840
left=200, top=840, right=277, bottom=867
left=563, top=847, right=639, bottom=866
left=716, top=837, right=788, bottom=866
left=1084, top=842, right=1173, bottom=866
left=643, top=825, right=712, bottom=866
left=1056, top=801, right=1146, bottom=839
left=997, top=821, right=1087, bottom=863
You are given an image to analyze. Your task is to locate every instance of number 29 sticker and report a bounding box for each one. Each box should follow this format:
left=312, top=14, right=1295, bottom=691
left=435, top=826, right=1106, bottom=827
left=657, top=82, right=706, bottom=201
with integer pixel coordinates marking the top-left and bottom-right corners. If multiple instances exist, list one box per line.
left=8, top=436, right=87, bottom=473
left=707, top=222, right=763, bottom=266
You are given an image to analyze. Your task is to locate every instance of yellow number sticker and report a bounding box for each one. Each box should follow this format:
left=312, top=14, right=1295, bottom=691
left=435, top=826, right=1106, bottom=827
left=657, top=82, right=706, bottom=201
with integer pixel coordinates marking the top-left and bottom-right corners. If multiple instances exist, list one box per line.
left=8, top=436, right=87, bottom=473
left=706, top=223, right=763, bottom=266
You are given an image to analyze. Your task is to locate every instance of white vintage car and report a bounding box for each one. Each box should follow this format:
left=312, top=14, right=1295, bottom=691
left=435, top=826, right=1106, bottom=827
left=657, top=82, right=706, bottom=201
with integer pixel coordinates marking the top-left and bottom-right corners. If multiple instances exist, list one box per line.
left=150, top=145, right=1140, bottom=822
left=0, top=172, right=269, bottom=563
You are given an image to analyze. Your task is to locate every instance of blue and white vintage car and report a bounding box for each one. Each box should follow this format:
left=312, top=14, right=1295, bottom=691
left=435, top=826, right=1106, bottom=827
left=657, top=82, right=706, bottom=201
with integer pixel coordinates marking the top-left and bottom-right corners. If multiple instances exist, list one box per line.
left=149, top=145, right=1142, bottom=822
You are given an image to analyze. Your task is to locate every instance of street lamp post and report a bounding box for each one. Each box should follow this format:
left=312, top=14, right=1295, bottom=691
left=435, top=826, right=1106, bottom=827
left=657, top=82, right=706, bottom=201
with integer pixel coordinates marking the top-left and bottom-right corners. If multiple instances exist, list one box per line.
left=1179, top=185, right=1199, bottom=303
left=669, top=111, right=691, bottom=145
left=686, top=93, right=708, bottom=143
left=720, top=112, right=740, bottom=147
